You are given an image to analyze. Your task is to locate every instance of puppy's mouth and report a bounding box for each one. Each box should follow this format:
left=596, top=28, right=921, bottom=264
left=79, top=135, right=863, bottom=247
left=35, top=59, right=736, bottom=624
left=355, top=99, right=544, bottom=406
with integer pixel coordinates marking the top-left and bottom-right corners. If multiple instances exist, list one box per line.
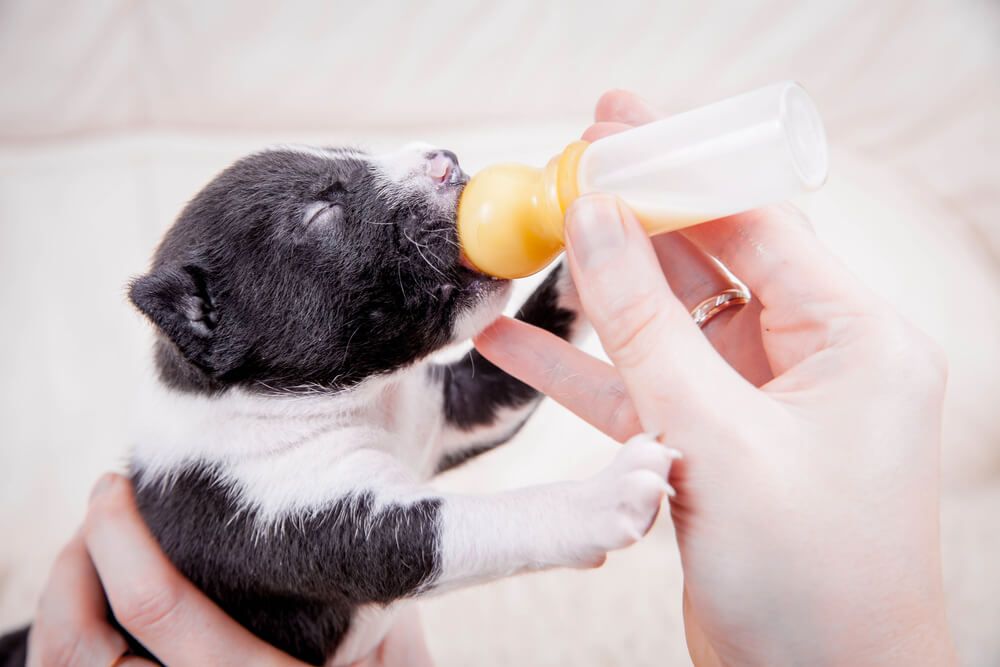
left=419, top=148, right=511, bottom=304
left=437, top=240, right=510, bottom=307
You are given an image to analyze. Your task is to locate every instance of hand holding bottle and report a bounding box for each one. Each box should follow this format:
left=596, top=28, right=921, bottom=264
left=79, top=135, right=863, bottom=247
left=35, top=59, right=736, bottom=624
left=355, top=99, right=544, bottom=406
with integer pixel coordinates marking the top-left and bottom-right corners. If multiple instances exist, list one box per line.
left=475, top=91, right=958, bottom=666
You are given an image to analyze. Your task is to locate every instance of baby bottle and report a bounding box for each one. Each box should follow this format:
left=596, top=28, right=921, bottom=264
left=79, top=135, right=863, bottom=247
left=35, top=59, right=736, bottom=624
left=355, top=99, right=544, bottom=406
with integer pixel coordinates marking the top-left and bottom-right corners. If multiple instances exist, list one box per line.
left=457, top=81, right=828, bottom=279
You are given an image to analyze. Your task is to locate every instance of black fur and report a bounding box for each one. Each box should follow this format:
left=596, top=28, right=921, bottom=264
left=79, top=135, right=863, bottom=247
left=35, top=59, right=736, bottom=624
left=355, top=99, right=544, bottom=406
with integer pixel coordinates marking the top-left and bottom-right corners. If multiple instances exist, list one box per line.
left=0, top=628, right=27, bottom=667
left=131, top=465, right=440, bottom=665
left=130, top=148, right=501, bottom=394
left=431, top=264, right=577, bottom=470
left=438, top=264, right=575, bottom=431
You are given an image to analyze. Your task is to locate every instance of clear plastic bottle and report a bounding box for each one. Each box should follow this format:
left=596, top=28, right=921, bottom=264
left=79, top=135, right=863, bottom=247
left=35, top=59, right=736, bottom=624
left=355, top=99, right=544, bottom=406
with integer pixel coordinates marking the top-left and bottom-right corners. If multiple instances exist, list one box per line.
left=457, top=81, right=828, bottom=279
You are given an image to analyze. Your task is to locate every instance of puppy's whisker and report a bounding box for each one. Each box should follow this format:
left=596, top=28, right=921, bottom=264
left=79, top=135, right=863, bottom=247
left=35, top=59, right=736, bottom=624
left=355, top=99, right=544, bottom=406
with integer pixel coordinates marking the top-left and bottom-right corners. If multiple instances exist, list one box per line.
left=403, top=229, right=449, bottom=279
left=426, top=230, right=461, bottom=250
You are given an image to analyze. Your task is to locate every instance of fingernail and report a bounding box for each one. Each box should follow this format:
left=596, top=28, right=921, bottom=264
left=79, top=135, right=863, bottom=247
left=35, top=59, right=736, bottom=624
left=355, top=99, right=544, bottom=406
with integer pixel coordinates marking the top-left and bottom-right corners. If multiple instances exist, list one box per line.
left=89, top=473, right=115, bottom=502
left=566, top=194, right=625, bottom=270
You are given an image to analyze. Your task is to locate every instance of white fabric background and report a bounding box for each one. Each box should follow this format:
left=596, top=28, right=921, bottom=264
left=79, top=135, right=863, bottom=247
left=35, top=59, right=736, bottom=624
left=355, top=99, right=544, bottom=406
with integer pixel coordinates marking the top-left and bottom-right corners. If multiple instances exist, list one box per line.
left=1, top=1, right=998, bottom=664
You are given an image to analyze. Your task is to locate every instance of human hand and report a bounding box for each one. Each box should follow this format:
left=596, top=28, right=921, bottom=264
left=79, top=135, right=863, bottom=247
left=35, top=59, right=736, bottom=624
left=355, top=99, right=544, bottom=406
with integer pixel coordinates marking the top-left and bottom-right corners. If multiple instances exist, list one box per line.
left=27, top=474, right=432, bottom=667
left=474, top=92, right=958, bottom=666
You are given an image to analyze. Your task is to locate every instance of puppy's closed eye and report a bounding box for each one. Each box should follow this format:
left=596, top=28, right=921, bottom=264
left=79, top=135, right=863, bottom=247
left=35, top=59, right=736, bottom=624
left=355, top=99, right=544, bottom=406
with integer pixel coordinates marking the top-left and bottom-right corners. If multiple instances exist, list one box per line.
left=296, top=201, right=346, bottom=242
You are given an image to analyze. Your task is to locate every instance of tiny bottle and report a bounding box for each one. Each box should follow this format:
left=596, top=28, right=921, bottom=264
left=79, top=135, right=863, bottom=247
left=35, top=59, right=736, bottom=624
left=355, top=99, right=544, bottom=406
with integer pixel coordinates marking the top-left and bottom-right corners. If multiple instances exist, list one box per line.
left=457, top=81, right=828, bottom=279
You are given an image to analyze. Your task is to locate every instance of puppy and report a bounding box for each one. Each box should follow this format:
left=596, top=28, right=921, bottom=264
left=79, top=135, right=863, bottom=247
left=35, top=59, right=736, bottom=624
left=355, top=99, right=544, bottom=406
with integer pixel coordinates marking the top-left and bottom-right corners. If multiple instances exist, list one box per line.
left=0, top=144, right=672, bottom=666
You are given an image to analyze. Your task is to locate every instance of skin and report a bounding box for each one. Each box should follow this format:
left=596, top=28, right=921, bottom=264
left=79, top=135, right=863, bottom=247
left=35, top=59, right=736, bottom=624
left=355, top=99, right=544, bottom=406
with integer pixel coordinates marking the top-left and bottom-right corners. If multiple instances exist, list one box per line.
left=475, top=92, right=959, bottom=666
left=26, top=91, right=958, bottom=666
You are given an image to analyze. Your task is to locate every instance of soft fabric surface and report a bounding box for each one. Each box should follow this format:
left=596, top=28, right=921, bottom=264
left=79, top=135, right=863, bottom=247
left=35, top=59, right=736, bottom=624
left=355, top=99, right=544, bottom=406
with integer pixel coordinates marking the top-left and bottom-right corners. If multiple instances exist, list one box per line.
left=1, top=1, right=997, bottom=665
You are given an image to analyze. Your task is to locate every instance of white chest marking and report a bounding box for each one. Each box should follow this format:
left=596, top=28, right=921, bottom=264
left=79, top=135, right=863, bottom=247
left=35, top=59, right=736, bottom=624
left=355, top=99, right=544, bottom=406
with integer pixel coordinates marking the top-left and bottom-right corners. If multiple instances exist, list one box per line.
left=131, top=366, right=444, bottom=522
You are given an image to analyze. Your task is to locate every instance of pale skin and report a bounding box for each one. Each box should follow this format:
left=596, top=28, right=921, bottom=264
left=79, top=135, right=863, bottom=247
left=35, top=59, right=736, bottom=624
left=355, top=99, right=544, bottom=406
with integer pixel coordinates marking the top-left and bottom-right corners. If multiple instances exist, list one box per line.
left=26, top=91, right=957, bottom=666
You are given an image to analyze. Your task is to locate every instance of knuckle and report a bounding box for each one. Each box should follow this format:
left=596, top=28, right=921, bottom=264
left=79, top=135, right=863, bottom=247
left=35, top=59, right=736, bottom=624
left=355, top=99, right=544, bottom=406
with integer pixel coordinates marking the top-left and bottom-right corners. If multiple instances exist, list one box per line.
left=603, top=383, right=641, bottom=443
left=42, top=633, right=86, bottom=667
left=597, top=290, right=667, bottom=367
left=114, top=577, right=182, bottom=636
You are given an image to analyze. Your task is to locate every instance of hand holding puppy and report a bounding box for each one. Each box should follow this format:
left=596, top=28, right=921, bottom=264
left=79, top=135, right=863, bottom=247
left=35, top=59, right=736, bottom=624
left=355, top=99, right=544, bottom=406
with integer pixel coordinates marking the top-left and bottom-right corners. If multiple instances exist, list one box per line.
left=25, top=475, right=432, bottom=667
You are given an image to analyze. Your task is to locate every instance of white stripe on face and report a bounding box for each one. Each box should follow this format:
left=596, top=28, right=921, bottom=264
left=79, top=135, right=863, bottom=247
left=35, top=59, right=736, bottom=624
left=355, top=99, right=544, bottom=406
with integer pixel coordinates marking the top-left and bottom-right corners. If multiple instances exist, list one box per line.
left=371, top=142, right=438, bottom=184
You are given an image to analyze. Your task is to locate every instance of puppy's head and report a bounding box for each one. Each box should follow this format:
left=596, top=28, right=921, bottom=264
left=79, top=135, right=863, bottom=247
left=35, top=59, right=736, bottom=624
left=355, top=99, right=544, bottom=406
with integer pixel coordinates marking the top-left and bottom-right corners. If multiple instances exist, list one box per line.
left=130, top=144, right=511, bottom=392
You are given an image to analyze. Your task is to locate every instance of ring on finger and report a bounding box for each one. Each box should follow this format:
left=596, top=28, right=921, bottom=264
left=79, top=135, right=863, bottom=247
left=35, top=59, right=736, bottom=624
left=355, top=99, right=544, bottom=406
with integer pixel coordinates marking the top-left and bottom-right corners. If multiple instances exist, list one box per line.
left=690, top=286, right=751, bottom=329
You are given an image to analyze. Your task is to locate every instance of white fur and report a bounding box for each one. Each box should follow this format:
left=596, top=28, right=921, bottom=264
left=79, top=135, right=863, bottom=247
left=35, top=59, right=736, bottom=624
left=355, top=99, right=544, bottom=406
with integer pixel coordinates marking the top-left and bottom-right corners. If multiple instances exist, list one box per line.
left=132, top=370, right=443, bottom=523
left=128, top=224, right=607, bottom=664
left=264, top=144, right=368, bottom=161
left=369, top=142, right=460, bottom=214
left=436, top=432, right=677, bottom=591
left=371, top=142, right=437, bottom=183
left=130, top=225, right=521, bottom=527
left=449, top=282, right=513, bottom=342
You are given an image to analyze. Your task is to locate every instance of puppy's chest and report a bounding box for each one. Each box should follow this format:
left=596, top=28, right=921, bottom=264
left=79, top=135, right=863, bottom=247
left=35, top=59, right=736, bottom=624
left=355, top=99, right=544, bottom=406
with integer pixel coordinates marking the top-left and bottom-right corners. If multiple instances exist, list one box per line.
left=132, top=366, right=446, bottom=519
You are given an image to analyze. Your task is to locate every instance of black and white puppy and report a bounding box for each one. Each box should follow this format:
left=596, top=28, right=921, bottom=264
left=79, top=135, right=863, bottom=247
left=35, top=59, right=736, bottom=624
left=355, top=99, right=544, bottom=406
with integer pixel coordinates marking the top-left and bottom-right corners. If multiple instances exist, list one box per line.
left=0, top=144, right=672, bottom=666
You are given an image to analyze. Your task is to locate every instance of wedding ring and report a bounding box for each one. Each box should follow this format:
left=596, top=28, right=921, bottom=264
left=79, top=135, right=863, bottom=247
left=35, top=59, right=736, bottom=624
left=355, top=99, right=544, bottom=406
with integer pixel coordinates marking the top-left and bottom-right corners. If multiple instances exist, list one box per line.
left=690, top=286, right=751, bottom=328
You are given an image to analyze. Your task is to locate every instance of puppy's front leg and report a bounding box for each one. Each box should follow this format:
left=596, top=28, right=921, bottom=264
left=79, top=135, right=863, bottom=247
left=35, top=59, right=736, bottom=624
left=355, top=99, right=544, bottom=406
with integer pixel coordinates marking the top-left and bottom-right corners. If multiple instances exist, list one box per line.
left=432, top=263, right=586, bottom=472
left=429, top=433, right=676, bottom=593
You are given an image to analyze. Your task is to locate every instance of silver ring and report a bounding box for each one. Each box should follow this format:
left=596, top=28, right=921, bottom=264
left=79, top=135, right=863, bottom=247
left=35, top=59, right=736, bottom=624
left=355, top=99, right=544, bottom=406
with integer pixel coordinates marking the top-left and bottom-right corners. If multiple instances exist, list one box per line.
left=690, top=286, right=751, bottom=328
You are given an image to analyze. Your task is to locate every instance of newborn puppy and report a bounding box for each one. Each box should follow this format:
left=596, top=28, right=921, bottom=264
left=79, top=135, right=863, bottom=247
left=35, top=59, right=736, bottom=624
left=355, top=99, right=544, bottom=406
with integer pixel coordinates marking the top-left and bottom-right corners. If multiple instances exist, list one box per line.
left=0, top=144, right=672, bottom=666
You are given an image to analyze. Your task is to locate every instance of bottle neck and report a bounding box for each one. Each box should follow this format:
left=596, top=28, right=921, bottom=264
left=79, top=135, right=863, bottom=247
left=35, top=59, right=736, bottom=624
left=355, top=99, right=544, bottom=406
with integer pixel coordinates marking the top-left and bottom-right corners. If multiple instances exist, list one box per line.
left=540, top=140, right=589, bottom=242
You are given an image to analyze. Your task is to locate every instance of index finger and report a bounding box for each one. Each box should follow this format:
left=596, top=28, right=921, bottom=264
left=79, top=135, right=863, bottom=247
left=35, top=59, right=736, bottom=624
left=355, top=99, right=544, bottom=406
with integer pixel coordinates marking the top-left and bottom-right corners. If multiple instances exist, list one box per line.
left=563, top=195, right=757, bottom=435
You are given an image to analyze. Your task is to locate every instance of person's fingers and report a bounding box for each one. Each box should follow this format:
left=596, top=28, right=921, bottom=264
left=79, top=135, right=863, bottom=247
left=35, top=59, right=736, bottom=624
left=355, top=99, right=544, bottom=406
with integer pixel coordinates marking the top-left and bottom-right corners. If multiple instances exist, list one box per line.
left=475, top=316, right=642, bottom=442
left=114, top=658, right=159, bottom=667
left=594, top=89, right=661, bottom=125
left=27, top=531, right=128, bottom=667
left=83, top=474, right=303, bottom=667
left=351, top=606, right=434, bottom=667
left=682, top=205, right=878, bottom=373
left=581, top=121, right=633, bottom=142
left=649, top=233, right=774, bottom=385
left=583, top=90, right=660, bottom=141
left=649, top=233, right=737, bottom=313
left=564, top=194, right=754, bottom=434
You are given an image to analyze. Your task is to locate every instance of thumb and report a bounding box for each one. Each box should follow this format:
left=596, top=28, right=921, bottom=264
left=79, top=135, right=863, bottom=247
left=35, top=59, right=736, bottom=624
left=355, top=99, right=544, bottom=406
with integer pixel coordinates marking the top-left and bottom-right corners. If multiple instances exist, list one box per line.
left=563, top=194, right=746, bottom=431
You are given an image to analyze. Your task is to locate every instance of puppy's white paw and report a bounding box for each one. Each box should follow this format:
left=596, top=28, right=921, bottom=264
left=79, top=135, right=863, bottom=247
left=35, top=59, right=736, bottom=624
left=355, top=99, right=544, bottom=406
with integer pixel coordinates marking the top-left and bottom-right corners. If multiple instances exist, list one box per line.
left=571, top=433, right=680, bottom=567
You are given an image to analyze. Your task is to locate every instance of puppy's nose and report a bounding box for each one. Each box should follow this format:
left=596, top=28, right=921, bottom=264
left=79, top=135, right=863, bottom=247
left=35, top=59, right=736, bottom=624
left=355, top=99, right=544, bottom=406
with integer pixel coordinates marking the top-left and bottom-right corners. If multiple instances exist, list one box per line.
left=425, top=150, right=467, bottom=185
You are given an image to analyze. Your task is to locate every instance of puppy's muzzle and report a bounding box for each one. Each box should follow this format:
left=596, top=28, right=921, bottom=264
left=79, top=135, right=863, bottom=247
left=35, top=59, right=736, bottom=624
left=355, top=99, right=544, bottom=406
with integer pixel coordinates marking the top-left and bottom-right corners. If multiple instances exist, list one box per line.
left=424, top=150, right=467, bottom=186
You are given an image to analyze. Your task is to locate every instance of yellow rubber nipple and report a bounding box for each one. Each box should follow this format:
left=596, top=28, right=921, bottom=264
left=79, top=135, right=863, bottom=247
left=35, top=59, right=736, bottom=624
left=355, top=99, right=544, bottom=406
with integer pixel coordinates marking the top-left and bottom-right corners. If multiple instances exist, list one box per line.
left=457, top=141, right=589, bottom=279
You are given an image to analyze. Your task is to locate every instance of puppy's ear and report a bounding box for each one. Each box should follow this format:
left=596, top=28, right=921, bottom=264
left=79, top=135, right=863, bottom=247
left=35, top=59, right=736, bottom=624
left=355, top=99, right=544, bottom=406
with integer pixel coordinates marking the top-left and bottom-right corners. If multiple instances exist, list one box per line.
left=129, top=264, right=228, bottom=373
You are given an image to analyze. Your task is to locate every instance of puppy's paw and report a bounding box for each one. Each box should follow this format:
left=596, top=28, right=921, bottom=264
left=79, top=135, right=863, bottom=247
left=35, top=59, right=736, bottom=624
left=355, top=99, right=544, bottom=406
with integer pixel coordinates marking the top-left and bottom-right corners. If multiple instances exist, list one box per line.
left=515, top=261, right=588, bottom=344
left=572, top=432, right=680, bottom=567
